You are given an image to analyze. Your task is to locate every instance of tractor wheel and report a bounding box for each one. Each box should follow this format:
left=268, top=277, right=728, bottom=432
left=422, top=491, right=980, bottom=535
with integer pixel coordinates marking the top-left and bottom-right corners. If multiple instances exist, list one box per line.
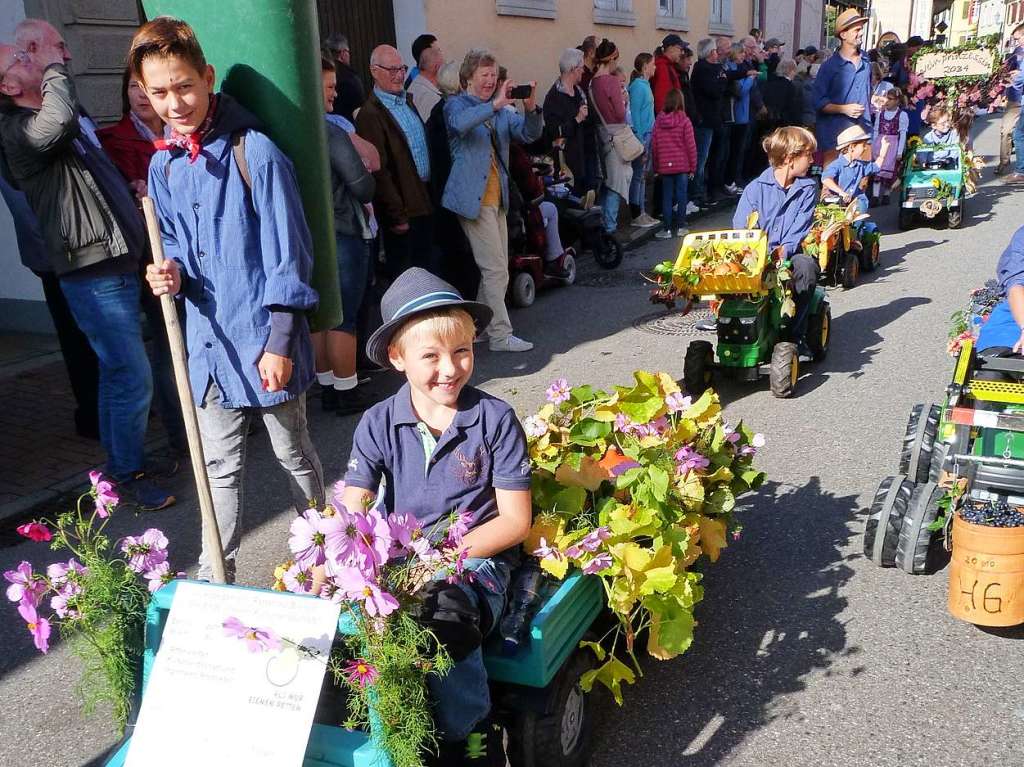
left=683, top=340, right=715, bottom=397
left=561, top=252, right=577, bottom=285
left=511, top=272, right=536, bottom=308
left=948, top=196, right=965, bottom=229
left=863, top=474, right=915, bottom=567
left=506, top=650, right=596, bottom=767
left=841, top=251, right=860, bottom=289
left=895, top=481, right=950, bottom=575
left=594, top=232, right=623, bottom=269
left=860, top=236, right=880, bottom=272
left=769, top=342, right=799, bottom=398
left=898, top=208, right=915, bottom=231
left=806, top=304, right=832, bottom=362
left=898, top=403, right=940, bottom=484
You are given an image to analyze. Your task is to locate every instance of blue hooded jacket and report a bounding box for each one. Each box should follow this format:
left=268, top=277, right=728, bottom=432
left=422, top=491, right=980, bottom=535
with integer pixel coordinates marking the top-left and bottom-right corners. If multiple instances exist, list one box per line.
left=148, top=94, right=318, bottom=409
left=733, top=166, right=817, bottom=258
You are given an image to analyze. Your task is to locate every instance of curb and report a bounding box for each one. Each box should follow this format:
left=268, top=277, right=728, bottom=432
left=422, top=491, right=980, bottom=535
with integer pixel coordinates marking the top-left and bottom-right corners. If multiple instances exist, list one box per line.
left=622, top=198, right=739, bottom=252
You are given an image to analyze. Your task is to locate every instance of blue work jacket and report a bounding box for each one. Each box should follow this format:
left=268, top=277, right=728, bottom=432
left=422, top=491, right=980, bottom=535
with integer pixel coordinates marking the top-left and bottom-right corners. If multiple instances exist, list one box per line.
left=812, top=51, right=872, bottom=151
left=441, top=93, right=543, bottom=220
left=148, top=94, right=318, bottom=409
left=822, top=156, right=880, bottom=210
left=733, top=167, right=817, bottom=258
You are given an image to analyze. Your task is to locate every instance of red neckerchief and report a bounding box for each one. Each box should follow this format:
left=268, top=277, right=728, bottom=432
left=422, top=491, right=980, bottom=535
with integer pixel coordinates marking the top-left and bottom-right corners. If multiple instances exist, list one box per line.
left=153, top=94, right=219, bottom=164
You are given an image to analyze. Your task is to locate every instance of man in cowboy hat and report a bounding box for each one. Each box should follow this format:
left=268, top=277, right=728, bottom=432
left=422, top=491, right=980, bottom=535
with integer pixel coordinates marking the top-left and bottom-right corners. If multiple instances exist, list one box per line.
left=812, top=8, right=872, bottom=164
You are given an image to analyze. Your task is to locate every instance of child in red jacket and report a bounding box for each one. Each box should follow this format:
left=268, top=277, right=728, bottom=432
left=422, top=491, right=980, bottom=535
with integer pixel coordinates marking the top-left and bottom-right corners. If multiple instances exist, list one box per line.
left=651, top=89, right=697, bottom=238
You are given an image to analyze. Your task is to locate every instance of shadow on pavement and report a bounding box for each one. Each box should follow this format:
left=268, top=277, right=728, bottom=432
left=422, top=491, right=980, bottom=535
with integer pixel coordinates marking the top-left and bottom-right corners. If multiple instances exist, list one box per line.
left=591, top=477, right=859, bottom=766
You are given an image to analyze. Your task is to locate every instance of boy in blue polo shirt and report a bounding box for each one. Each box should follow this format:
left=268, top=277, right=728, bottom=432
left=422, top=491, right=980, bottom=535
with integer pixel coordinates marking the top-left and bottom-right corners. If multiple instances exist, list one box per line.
left=821, top=125, right=879, bottom=214
left=734, top=126, right=819, bottom=348
left=340, top=267, right=532, bottom=764
left=135, top=18, right=325, bottom=581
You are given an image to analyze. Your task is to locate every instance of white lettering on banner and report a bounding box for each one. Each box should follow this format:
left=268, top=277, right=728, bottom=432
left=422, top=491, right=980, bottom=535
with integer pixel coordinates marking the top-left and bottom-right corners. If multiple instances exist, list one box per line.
left=913, top=48, right=998, bottom=80
left=125, top=582, right=341, bottom=767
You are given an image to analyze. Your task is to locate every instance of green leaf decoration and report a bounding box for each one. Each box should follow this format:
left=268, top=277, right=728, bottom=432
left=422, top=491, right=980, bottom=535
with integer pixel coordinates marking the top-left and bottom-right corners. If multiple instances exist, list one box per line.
left=580, top=657, right=637, bottom=705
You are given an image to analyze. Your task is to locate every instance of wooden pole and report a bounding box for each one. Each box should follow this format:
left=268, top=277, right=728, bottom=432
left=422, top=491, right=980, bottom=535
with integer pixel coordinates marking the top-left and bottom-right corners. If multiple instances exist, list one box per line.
left=141, top=197, right=227, bottom=585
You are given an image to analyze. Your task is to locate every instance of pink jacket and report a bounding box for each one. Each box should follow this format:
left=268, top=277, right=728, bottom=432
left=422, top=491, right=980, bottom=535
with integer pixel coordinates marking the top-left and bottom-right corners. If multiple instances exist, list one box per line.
left=651, top=110, right=697, bottom=175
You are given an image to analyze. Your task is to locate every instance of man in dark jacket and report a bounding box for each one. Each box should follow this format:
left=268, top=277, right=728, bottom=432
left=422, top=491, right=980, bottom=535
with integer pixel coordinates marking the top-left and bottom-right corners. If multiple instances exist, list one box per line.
left=356, top=45, right=435, bottom=280
left=691, top=38, right=729, bottom=203
left=0, top=24, right=171, bottom=509
left=325, top=33, right=366, bottom=122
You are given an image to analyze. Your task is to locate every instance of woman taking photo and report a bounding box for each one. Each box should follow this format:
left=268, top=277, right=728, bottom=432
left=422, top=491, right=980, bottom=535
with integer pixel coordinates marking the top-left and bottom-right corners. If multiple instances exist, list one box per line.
left=589, top=39, right=633, bottom=236
left=443, top=49, right=543, bottom=353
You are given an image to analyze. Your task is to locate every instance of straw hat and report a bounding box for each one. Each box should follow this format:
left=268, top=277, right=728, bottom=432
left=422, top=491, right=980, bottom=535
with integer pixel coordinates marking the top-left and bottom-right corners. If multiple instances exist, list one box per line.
left=836, top=125, right=871, bottom=149
left=834, top=8, right=869, bottom=37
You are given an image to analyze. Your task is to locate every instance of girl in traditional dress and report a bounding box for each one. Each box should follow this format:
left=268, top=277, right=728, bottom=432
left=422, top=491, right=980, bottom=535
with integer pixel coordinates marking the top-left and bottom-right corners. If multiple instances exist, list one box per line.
left=871, top=87, right=908, bottom=206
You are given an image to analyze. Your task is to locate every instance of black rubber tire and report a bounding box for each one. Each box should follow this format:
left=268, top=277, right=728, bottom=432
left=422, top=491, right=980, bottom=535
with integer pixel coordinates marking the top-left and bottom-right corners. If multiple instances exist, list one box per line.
left=769, top=342, right=799, bottom=398
left=863, top=474, right=915, bottom=567
left=561, top=253, right=577, bottom=285
left=511, top=271, right=536, bottom=308
left=594, top=232, right=623, bottom=269
left=860, top=236, right=880, bottom=272
left=683, top=340, right=715, bottom=397
left=841, top=251, right=860, bottom=289
left=948, top=196, right=964, bottom=229
left=898, top=403, right=940, bottom=484
left=895, top=481, right=950, bottom=575
left=507, top=650, right=596, bottom=767
left=898, top=208, right=915, bottom=231
left=806, top=304, right=832, bottom=362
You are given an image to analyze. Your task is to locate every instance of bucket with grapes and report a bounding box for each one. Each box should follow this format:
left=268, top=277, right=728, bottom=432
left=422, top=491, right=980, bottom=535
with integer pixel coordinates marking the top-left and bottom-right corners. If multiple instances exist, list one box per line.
left=947, top=500, right=1024, bottom=627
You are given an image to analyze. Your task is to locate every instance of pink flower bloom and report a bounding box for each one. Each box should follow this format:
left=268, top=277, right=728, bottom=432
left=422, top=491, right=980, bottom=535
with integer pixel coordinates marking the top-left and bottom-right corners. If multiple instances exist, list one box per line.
left=578, top=527, right=611, bottom=553
left=342, top=658, right=379, bottom=688
left=732, top=528, right=743, bottom=541
left=387, top=512, right=423, bottom=558
left=143, top=562, right=184, bottom=594
left=19, top=600, right=51, bottom=653
left=533, top=537, right=563, bottom=561
left=222, top=616, right=282, bottom=653
left=50, top=586, right=81, bottom=619
left=334, top=566, right=399, bottom=617
left=89, top=471, right=119, bottom=518
left=16, top=522, right=52, bottom=542
left=445, top=511, right=473, bottom=547
left=282, top=562, right=315, bottom=594
left=675, top=445, right=710, bottom=474
left=324, top=503, right=363, bottom=565
left=444, top=547, right=474, bottom=584
left=582, top=552, right=613, bottom=575
left=357, top=508, right=393, bottom=567
left=522, top=415, right=549, bottom=439
left=330, top=479, right=347, bottom=509
left=289, top=508, right=330, bottom=568
left=46, top=559, right=86, bottom=587
left=545, top=378, right=571, bottom=405
left=665, top=392, right=692, bottom=413
left=4, top=561, right=47, bottom=606
left=120, top=529, right=169, bottom=573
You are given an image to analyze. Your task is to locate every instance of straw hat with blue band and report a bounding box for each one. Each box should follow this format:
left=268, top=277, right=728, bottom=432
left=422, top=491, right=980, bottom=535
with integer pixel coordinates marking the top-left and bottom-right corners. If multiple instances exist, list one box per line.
left=365, top=267, right=493, bottom=368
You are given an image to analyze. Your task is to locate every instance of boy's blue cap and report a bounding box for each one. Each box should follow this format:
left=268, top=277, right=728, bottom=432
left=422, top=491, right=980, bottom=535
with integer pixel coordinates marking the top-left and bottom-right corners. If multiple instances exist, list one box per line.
left=366, top=268, right=493, bottom=368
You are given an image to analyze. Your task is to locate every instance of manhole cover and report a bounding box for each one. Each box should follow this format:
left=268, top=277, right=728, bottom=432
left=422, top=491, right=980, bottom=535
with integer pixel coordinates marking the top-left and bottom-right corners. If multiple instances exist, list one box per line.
left=576, top=270, right=648, bottom=288
left=632, top=308, right=715, bottom=336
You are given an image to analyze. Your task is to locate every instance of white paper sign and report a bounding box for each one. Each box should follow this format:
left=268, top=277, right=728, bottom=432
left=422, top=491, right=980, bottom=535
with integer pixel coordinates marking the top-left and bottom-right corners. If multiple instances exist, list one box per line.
left=126, top=582, right=341, bottom=767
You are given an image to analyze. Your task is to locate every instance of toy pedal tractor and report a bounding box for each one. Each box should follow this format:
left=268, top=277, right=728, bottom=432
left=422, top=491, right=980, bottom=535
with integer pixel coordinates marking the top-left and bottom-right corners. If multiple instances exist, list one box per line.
left=899, top=143, right=968, bottom=231
left=650, top=213, right=831, bottom=400
left=805, top=198, right=879, bottom=289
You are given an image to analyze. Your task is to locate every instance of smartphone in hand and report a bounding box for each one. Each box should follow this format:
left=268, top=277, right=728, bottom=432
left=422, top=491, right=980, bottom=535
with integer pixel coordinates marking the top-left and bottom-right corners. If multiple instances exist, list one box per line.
left=509, top=84, right=533, bottom=100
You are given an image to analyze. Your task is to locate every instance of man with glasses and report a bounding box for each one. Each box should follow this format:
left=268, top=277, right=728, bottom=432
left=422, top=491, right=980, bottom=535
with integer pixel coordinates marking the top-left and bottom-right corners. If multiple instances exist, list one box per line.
left=324, top=33, right=365, bottom=122
left=0, top=22, right=173, bottom=510
left=356, top=44, right=436, bottom=281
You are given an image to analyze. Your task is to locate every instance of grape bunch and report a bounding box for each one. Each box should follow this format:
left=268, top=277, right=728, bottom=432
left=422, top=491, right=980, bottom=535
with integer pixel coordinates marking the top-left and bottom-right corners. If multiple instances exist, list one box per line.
left=959, top=499, right=1024, bottom=528
left=968, top=280, right=1005, bottom=320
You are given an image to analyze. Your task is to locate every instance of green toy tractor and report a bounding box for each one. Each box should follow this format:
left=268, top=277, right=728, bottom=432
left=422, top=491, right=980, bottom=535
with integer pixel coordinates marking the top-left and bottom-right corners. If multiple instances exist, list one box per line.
left=651, top=227, right=831, bottom=399
left=898, top=142, right=967, bottom=231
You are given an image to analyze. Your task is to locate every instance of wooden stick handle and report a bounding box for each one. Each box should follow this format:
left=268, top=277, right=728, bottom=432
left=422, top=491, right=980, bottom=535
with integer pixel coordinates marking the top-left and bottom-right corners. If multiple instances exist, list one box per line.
left=141, top=197, right=227, bottom=585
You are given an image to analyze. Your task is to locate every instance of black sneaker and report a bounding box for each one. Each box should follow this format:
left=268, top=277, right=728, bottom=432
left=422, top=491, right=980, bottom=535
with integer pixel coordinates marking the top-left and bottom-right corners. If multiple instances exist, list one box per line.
left=335, top=385, right=380, bottom=417
left=140, top=454, right=181, bottom=480
left=320, top=384, right=339, bottom=412
left=118, top=475, right=176, bottom=511
left=544, top=249, right=575, bottom=279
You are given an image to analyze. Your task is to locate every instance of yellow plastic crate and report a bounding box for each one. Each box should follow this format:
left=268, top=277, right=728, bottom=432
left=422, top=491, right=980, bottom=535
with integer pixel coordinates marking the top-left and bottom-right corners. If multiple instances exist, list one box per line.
left=671, top=229, right=769, bottom=295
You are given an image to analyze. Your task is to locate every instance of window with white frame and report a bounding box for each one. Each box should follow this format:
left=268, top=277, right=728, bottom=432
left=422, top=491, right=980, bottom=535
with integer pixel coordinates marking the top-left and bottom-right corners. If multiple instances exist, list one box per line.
left=709, top=0, right=734, bottom=36
left=495, top=0, right=557, bottom=20
left=657, top=0, right=689, bottom=32
left=594, top=0, right=636, bottom=27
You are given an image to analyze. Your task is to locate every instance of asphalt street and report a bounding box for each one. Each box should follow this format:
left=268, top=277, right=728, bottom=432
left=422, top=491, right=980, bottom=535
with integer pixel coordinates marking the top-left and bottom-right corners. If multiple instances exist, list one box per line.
left=2, top=115, right=1023, bottom=767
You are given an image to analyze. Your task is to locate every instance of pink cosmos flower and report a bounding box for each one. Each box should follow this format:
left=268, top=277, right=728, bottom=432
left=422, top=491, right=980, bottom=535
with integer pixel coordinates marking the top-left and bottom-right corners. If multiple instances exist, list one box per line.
left=387, top=512, right=423, bottom=558
left=16, top=522, right=52, bottom=542
left=342, top=659, right=379, bottom=688
left=333, top=566, right=399, bottom=617
left=324, top=503, right=363, bottom=565
left=143, top=562, right=185, bottom=594
left=356, top=508, right=393, bottom=567
left=18, top=600, right=51, bottom=653
left=4, top=561, right=47, bottom=606
left=330, top=479, right=347, bottom=509
left=578, top=527, right=611, bottom=553
left=545, top=378, right=571, bottom=405
left=50, top=581, right=82, bottom=618
left=665, top=392, right=692, bottom=413
left=89, top=471, right=119, bottom=518
left=445, top=511, right=473, bottom=547
left=582, top=552, right=613, bottom=575
left=288, top=508, right=330, bottom=568
left=282, top=562, right=315, bottom=594
left=675, top=445, right=710, bottom=474
left=46, top=559, right=86, bottom=587
left=222, top=616, right=282, bottom=653
left=445, top=547, right=474, bottom=584
left=533, top=537, right=563, bottom=561
left=120, top=528, right=169, bottom=573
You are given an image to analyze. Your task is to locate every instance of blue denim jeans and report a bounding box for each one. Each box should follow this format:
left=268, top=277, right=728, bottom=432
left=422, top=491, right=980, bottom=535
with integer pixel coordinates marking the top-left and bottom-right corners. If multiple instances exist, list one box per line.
left=427, top=555, right=514, bottom=741
left=601, top=188, right=623, bottom=233
left=334, top=234, right=372, bottom=333
left=661, top=173, right=689, bottom=232
left=1014, top=107, right=1024, bottom=173
left=60, top=272, right=152, bottom=478
left=693, top=126, right=715, bottom=201
left=628, top=135, right=651, bottom=209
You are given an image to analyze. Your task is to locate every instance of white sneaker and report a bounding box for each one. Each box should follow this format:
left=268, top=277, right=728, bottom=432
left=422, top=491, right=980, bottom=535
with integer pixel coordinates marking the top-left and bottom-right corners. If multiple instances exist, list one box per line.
left=654, top=229, right=674, bottom=239
left=676, top=227, right=690, bottom=238
left=725, top=183, right=741, bottom=195
left=489, top=335, right=534, bottom=352
left=686, top=201, right=701, bottom=215
left=633, top=213, right=659, bottom=228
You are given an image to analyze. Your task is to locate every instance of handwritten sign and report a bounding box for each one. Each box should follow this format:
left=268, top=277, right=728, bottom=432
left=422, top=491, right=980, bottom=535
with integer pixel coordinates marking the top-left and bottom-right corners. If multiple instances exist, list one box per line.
left=913, top=47, right=997, bottom=80
left=125, top=582, right=341, bottom=767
